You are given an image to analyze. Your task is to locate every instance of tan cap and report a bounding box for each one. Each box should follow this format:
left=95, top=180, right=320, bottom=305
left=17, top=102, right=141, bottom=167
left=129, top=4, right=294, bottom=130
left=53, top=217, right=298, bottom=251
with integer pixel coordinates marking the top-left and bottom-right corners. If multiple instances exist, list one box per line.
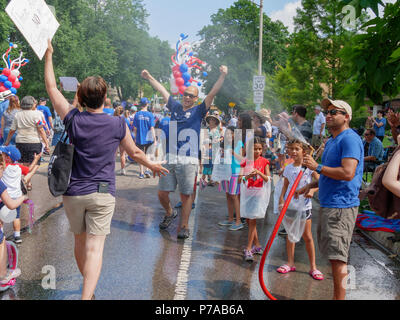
left=257, top=108, right=270, bottom=119
left=321, top=98, right=352, bottom=120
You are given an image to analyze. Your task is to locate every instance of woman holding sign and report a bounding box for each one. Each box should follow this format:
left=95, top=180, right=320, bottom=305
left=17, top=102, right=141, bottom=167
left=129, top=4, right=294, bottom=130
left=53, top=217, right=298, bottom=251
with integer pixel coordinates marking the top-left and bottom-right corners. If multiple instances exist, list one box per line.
left=44, top=40, right=168, bottom=300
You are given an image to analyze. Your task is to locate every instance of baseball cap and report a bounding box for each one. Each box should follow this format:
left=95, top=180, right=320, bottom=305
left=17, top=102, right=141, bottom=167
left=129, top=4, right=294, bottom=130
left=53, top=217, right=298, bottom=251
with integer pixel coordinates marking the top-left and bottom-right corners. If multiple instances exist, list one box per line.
left=321, top=98, right=352, bottom=120
left=314, top=105, right=322, bottom=110
left=1, top=146, right=21, bottom=162
left=140, top=97, right=149, bottom=106
left=39, top=97, right=47, bottom=102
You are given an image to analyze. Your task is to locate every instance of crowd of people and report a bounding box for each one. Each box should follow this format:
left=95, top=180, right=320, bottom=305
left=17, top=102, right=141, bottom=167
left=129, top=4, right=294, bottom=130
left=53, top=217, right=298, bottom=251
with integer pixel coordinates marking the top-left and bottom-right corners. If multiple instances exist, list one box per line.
left=0, top=38, right=399, bottom=301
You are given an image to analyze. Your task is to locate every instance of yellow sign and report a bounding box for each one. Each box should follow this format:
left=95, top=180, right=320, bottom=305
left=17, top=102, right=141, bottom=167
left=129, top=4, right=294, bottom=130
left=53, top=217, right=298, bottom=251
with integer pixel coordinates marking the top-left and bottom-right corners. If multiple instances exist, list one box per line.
left=228, top=102, right=236, bottom=108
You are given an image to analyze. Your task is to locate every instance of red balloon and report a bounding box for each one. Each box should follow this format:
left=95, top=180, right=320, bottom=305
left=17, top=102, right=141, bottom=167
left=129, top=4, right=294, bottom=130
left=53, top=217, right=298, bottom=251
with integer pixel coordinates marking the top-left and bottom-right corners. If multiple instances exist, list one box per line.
left=172, top=65, right=180, bottom=72
left=175, top=77, right=184, bottom=87
left=179, top=85, right=186, bottom=94
left=0, top=85, right=6, bottom=92
left=2, top=69, right=10, bottom=77
left=8, top=74, right=16, bottom=83
left=13, top=80, right=20, bottom=89
left=173, top=71, right=182, bottom=79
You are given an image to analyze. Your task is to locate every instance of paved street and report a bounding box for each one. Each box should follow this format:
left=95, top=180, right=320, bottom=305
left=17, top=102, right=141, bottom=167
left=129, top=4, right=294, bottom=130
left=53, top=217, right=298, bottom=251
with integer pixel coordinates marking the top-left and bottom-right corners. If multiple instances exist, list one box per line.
left=1, top=161, right=399, bottom=300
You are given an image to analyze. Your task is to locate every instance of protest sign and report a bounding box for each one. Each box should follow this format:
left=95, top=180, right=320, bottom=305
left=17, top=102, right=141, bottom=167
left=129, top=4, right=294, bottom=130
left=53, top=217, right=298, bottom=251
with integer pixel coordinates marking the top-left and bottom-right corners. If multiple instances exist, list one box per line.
left=60, top=77, right=79, bottom=92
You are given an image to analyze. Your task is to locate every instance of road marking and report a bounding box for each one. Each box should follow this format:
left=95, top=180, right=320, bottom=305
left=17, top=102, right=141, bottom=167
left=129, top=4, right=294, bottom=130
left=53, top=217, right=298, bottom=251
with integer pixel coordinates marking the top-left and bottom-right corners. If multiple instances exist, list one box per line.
left=173, top=183, right=199, bottom=300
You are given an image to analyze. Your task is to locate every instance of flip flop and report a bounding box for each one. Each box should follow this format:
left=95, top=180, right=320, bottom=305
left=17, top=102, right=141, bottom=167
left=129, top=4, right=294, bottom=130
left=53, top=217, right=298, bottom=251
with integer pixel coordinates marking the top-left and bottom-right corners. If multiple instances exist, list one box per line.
left=309, top=269, right=324, bottom=280
left=277, top=264, right=296, bottom=274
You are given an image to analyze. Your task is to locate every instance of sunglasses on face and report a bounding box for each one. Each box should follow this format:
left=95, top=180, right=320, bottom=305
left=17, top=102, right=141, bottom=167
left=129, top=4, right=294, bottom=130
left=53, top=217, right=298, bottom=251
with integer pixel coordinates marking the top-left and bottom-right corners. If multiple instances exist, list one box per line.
left=183, top=93, right=197, bottom=99
left=324, top=109, right=347, bottom=116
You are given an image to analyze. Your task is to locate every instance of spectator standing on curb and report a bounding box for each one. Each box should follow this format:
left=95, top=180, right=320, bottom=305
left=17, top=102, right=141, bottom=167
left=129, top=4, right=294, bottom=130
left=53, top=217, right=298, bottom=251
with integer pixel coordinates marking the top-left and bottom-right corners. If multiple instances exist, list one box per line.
left=291, top=105, right=313, bottom=144
left=363, top=128, right=384, bottom=172
left=312, top=105, right=326, bottom=149
left=141, top=65, right=228, bottom=240
left=299, top=98, right=363, bottom=300
left=1, top=95, right=20, bottom=146
left=373, top=110, right=386, bottom=142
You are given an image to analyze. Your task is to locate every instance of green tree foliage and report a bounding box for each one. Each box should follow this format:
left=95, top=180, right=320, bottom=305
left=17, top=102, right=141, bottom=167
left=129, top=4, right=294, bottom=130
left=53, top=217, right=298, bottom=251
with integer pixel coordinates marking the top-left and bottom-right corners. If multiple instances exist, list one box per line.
left=196, top=0, right=289, bottom=112
left=340, top=0, right=400, bottom=106
left=0, top=0, right=173, bottom=104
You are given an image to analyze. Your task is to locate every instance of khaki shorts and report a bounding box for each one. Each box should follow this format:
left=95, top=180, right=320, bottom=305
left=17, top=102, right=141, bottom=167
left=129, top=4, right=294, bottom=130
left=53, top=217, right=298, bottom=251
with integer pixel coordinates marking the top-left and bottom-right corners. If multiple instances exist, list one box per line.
left=63, top=193, right=116, bottom=236
left=317, top=207, right=358, bottom=263
left=158, top=163, right=198, bottom=195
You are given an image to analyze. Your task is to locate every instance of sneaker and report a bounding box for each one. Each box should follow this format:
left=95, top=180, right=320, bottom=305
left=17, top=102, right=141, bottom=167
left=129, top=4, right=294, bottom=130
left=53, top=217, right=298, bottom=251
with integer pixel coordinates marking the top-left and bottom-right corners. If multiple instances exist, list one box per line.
left=144, top=170, right=151, bottom=178
left=120, top=169, right=126, bottom=176
left=243, top=250, right=254, bottom=262
left=13, top=236, right=22, bottom=244
left=228, top=223, right=244, bottom=231
left=199, top=178, right=207, bottom=190
left=252, top=245, right=263, bottom=255
left=174, top=202, right=182, bottom=209
left=159, top=210, right=178, bottom=230
left=192, top=203, right=195, bottom=209
left=278, top=229, right=287, bottom=236
left=218, top=220, right=234, bottom=226
left=0, top=268, right=21, bottom=284
left=139, top=173, right=145, bottom=179
left=177, top=227, right=190, bottom=239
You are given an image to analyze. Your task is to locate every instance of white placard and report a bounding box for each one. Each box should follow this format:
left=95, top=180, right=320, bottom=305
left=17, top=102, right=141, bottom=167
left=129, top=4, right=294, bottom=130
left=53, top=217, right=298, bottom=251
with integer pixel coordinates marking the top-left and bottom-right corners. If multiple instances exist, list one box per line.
left=253, top=91, right=264, bottom=104
left=60, top=77, right=79, bottom=92
left=6, top=0, right=60, bottom=60
left=253, top=75, right=265, bottom=91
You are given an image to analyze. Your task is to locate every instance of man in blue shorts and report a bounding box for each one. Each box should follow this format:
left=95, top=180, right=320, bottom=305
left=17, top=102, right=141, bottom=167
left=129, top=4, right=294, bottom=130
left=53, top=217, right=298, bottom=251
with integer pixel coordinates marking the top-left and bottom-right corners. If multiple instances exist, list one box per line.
left=133, top=97, right=156, bottom=179
left=141, top=66, right=228, bottom=239
left=300, top=98, right=363, bottom=300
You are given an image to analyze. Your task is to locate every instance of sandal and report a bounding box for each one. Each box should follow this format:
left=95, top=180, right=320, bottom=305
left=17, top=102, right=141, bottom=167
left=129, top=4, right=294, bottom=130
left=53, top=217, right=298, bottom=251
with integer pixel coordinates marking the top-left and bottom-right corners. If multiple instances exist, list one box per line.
left=309, top=269, right=324, bottom=281
left=27, top=182, right=32, bottom=191
left=277, top=264, right=296, bottom=274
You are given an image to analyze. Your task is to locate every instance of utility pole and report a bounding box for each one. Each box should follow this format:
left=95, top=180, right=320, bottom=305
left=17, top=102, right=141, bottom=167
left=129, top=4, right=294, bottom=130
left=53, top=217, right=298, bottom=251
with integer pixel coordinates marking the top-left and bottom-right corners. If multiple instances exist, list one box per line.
left=258, top=0, right=263, bottom=77
left=253, top=0, right=264, bottom=112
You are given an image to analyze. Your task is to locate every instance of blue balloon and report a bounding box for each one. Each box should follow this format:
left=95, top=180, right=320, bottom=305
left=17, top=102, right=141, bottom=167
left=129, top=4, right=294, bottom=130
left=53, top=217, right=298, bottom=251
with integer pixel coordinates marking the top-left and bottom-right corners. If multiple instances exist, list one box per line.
left=9, top=43, right=13, bottom=47
left=197, top=82, right=202, bottom=86
left=0, top=75, right=7, bottom=82
left=4, top=81, right=12, bottom=89
left=184, top=81, right=191, bottom=87
left=180, top=64, right=188, bottom=73
left=10, top=88, right=17, bottom=94
left=180, top=33, right=185, bottom=38
left=203, top=72, right=208, bottom=77
left=182, top=72, right=191, bottom=82
left=18, top=77, right=23, bottom=81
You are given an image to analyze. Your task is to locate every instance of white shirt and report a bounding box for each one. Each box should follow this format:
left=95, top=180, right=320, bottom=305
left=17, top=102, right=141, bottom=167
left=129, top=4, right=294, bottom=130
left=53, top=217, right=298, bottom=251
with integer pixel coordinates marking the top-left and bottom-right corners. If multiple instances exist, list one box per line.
left=2, top=165, right=22, bottom=198
left=313, top=112, right=326, bottom=136
left=283, top=164, right=313, bottom=211
left=263, top=120, right=272, bottom=134
left=228, top=117, right=238, bottom=127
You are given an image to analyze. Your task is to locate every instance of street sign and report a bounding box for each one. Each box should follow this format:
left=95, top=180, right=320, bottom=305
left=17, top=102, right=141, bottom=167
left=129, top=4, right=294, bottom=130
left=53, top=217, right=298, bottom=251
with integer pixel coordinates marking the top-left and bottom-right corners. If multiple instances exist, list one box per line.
left=253, top=75, right=265, bottom=92
left=253, top=91, right=264, bottom=104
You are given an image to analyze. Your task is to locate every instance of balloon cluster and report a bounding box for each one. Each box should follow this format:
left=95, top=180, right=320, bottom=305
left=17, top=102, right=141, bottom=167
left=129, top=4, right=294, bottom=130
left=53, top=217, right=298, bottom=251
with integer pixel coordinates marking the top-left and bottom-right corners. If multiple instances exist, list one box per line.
left=0, top=43, right=29, bottom=95
left=170, top=34, right=208, bottom=95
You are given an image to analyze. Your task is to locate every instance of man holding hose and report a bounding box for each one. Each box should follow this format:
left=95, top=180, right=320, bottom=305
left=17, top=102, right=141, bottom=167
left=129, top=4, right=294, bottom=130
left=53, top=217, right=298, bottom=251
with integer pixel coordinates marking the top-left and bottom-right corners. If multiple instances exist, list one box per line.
left=298, top=99, right=363, bottom=300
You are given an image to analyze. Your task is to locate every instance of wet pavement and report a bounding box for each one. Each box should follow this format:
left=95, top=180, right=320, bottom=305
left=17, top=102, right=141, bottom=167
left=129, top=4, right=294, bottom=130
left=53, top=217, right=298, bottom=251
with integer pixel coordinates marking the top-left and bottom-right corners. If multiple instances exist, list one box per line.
left=1, top=161, right=399, bottom=300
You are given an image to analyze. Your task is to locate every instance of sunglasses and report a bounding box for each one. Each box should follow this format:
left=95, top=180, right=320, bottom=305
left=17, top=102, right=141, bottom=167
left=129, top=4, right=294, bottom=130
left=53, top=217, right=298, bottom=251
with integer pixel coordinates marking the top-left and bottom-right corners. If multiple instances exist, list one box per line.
left=183, top=93, right=197, bottom=99
left=324, top=109, right=347, bottom=116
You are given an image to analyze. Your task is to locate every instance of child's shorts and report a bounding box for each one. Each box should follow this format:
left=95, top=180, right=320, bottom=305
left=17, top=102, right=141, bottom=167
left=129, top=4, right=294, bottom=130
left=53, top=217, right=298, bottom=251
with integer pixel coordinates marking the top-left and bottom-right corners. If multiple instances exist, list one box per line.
left=219, top=174, right=241, bottom=195
left=0, top=226, right=4, bottom=244
left=16, top=206, right=21, bottom=219
left=202, top=166, right=213, bottom=176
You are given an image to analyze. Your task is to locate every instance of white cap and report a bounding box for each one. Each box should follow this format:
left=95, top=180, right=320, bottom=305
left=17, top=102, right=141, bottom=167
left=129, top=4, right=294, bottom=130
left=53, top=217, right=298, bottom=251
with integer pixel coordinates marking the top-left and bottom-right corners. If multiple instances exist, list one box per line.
left=321, top=98, right=352, bottom=120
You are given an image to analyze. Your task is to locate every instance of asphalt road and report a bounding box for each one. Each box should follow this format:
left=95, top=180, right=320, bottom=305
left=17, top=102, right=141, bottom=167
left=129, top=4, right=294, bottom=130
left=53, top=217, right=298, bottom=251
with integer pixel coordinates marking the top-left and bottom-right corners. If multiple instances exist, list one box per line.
left=1, top=162, right=399, bottom=300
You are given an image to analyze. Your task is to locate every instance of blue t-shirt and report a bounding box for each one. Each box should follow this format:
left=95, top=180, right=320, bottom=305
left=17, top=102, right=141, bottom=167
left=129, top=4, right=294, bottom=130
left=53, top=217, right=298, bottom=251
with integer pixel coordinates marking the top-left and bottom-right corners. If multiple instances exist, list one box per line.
left=373, top=118, right=386, bottom=137
left=0, top=180, right=8, bottom=211
left=133, top=110, right=155, bottom=145
left=103, top=108, right=114, bottom=116
left=0, top=100, right=9, bottom=127
left=231, top=140, right=244, bottom=174
left=158, top=116, right=170, bottom=140
left=37, top=105, right=52, bottom=129
left=319, top=129, right=364, bottom=208
left=167, top=96, right=207, bottom=159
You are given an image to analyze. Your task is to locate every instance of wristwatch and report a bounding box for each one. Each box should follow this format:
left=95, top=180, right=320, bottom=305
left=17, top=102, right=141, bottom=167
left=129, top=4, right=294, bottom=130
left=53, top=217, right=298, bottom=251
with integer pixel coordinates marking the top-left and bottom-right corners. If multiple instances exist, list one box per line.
left=316, top=164, right=324, bottom=174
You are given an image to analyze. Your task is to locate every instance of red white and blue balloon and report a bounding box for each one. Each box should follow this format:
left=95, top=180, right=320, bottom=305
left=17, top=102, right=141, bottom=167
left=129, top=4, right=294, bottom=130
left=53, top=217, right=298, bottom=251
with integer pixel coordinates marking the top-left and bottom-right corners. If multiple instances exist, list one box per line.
left=0, top=43, right=29, bottom=94
left=170, top=34, right=208, bottom=95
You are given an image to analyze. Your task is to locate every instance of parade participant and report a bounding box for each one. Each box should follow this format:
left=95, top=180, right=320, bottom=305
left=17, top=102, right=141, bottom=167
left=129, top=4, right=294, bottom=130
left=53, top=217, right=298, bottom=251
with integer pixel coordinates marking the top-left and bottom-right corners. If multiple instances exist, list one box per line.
left=218, top=126, right=245, bottom=231
left=0, top=146, right=40, bottom=244
left=4, top=96, right=49, bottom=191
left=44, top=40, right=168, bottom=300
left=141, top=65, right=228, bottom=239
left=103, top=98, right=114, bottom=116
left=1, top=95, right=20, bottom=146
left=37, top=97, right=53, bottom=150
left=52, top=110, right=65, bottom=146
left=277, top=139, right=323, bottom=280
left=133, top=98, right=156, bottom=179
left=239, top=137, right=271, bottom=262
left=312, top=105, right=326, bottom=149
left=114, top=106, right=128, bottom=175
left=201, top=114, right=220, bottom=186
left=299, top=98, right=363, bottom=300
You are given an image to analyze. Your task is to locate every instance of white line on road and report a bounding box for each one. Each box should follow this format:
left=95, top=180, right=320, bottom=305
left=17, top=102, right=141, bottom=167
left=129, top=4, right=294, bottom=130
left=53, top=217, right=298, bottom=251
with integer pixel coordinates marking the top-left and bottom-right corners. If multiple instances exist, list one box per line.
left=173, top=183, right=199, bottom=300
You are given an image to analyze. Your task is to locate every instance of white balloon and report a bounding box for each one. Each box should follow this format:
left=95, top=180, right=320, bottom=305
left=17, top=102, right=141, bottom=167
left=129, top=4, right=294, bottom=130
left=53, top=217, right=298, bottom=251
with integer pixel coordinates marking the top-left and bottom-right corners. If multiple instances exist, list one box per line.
left=11, top=70, right=20, bottom=77
left=0, top=206, right=17, bottom=223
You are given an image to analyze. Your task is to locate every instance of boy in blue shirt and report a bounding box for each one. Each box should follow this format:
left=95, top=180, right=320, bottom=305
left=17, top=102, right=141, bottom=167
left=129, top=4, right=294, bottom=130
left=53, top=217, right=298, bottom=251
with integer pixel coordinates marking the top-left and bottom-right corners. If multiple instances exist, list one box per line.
left=133, top=98, right=156, bottom=179
left=299, top=99, right=363, bottom=300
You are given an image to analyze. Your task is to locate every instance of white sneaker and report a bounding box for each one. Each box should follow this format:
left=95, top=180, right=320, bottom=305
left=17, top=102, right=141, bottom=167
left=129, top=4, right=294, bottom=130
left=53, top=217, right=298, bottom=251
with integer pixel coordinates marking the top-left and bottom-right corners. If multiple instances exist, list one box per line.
left=121, top=168, right=126, bottom=176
